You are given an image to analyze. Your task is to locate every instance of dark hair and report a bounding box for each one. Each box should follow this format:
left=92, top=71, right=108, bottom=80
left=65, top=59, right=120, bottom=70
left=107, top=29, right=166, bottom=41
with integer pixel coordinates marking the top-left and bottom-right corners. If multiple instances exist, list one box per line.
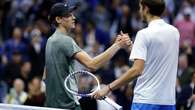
left=141, top=0, right=165, bottom=16
left=48, top=15, right=59, bottom=27
left=29, top=76, right=41, bottom=84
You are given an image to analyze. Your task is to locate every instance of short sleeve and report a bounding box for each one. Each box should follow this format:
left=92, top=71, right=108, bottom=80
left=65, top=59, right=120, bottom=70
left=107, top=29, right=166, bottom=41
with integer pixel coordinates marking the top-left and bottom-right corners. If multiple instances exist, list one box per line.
left=61, top=36, right=82, bottom=58
left=129, top=31, right=148, bottom=61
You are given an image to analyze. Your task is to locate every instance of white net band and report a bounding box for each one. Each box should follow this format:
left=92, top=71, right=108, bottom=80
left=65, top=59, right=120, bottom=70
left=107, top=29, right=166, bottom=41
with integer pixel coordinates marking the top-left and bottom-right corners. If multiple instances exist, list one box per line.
left=0, top=104, right=70, bottom=110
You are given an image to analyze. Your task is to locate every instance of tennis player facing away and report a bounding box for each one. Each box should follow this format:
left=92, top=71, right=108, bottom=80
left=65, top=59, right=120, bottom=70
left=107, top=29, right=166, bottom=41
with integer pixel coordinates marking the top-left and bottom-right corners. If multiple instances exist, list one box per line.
left=93, top=0, right=180, bottom=110
left=44, top=2, right=131, bottom=110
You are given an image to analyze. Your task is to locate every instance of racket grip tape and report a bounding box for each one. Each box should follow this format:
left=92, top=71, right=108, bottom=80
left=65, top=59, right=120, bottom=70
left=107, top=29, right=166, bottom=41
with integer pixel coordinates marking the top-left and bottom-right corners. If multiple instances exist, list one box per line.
left=104, top=97, right=123, bottom=110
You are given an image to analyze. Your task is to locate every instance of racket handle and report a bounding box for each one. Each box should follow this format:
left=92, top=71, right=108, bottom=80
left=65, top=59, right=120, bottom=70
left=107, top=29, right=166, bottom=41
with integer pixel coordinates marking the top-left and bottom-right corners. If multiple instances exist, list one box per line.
left=104, top=97, right=122, bottom=110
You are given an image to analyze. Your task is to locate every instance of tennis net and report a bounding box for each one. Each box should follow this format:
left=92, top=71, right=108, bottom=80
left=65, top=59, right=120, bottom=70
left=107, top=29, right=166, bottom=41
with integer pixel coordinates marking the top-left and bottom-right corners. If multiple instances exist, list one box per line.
left=0, top=103, right=69, bottom=110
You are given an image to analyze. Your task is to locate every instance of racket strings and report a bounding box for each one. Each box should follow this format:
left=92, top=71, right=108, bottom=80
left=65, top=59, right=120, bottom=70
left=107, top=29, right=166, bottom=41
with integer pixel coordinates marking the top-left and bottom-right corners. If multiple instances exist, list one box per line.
left=67, top=72, right=98, bottom=95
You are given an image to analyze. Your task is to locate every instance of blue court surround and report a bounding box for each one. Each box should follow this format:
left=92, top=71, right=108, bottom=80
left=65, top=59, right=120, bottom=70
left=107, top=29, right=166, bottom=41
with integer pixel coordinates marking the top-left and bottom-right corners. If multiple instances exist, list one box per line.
left=131, top=103, right=176, bottom=110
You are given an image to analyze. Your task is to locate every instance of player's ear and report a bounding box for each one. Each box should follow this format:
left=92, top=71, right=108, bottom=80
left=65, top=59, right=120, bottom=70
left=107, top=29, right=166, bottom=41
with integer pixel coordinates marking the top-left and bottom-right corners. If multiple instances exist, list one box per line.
left=144, top=5, right=150, bottom=13
left=55, top=16, right=62, bottom=24
left=143, top=5, right=149, bottom=14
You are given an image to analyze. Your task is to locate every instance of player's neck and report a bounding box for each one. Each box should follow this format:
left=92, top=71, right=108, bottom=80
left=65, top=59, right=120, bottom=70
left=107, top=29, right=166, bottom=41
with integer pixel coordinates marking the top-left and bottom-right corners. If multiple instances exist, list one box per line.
left=57, top=25, right=68, bottom=35
left=147, top=15, right=161, bottom=23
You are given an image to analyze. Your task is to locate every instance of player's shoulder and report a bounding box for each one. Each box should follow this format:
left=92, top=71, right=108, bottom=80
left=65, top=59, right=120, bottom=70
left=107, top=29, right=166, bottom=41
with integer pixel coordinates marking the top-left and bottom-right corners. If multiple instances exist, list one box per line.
left=167, top=23, right=178, bottom=30
left=61, top=35, right=75, bottom=44
left=136, top=28, right=148, bottom=37
left=138, top=28, right=148, bottom=33
left=167, top=24, right=180, bottom=38
left=161, top=22, right=179, bottom=33
left=53, top=31, right=74, bottom=41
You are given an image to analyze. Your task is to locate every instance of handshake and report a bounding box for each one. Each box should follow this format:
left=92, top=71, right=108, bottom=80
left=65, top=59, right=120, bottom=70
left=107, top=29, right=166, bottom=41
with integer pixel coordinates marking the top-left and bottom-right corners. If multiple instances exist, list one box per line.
left=114, top=31, right=132, bottom=50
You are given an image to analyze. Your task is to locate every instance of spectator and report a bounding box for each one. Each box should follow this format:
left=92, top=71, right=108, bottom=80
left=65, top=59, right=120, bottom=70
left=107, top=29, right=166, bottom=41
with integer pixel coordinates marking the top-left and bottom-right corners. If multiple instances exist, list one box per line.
left=18, top=61, right=32, bottom=91
left=177, top=54, right=194, bottom=87
left=3, top=50, right=22, bottom=89
left=3, top=27, right=28, bottom=62
left=28, top=28, right=46, bottom=77
left=24, top=77, right=45, bottom=107
left=4, top=78, right=28, bottom=104
left=116, top=4, right=133, bottom=36
left=174, top=7, right=195, bottom=48
left=177, top=71, right=195, bottom=110
left=0, top=46, right=7, bottom=103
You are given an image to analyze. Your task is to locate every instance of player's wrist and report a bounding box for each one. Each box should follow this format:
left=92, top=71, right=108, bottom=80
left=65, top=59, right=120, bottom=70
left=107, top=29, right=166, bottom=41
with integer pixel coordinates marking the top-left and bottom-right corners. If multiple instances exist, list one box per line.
left=113, top=43, right=121, bottom=50
left=107, top=84, right=113, bottom=92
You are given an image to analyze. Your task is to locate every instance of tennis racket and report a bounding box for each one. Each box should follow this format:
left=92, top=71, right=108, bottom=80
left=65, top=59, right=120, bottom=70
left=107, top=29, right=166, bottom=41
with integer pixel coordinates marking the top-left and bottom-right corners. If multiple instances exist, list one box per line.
left=64, top=70, right=122, bottom=110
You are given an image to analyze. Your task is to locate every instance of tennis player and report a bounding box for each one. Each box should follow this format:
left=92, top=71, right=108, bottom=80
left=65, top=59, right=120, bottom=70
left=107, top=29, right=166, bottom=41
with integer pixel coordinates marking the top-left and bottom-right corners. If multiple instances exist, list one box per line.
left=44, top=2, right=131, bottom=110
left=92, top=0, right=180, bottom=110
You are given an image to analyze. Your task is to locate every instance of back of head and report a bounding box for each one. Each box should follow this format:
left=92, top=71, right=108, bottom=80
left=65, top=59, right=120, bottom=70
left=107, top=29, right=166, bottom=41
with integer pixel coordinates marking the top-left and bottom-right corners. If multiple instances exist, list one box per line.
left=141, top=0, right=165, bottom=16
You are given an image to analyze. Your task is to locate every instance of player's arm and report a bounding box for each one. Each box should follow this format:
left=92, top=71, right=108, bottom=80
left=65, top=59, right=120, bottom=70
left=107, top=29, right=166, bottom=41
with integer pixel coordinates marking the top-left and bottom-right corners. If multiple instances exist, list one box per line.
left=108, top=59, right=144, bottom=90
left=74, top=34, right=131, bottom=71
left=92, top=59, right=144, bottom=99
left=74, top=43, right=120, bottom=71
left=107, top=31, right=147, bottom=90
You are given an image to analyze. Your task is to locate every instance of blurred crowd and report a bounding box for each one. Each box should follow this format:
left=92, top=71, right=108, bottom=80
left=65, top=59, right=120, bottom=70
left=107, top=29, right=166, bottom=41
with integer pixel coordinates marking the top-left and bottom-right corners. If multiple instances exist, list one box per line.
left=0, top=0, right=195, bottom=110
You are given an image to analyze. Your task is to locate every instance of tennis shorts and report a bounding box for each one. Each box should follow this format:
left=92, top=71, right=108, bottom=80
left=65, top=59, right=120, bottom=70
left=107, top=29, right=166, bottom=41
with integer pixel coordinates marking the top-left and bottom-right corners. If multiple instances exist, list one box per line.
left=131, top=103, right=176, bottom=110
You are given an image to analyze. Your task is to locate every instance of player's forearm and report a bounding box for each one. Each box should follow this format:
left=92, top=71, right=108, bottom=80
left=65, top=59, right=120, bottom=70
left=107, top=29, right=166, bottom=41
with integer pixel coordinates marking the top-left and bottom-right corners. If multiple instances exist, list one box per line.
left=90, top=43, right=120, bottom=69
left=109, top=67, right=141, bottom=91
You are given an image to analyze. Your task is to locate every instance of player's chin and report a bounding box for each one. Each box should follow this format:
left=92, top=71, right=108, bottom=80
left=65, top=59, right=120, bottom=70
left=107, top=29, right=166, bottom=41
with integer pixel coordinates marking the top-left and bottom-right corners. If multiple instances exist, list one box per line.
left=71, top=23, right=76, bottom=29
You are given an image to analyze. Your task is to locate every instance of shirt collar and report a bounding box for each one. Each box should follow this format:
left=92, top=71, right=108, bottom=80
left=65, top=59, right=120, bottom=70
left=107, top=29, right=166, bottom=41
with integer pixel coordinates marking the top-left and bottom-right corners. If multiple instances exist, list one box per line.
left=148, top=19, right=165, bottom=27
left=55, top=29, right=65, bottom=35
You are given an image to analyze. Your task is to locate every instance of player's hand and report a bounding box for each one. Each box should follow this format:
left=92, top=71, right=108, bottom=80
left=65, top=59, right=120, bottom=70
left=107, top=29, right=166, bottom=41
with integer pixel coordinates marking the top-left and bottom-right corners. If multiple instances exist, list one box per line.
left=190, top=94, right=195, bottom=101
left=115, top=31, right=132, bottom=49
left=92, top=85, right=110, bottom=100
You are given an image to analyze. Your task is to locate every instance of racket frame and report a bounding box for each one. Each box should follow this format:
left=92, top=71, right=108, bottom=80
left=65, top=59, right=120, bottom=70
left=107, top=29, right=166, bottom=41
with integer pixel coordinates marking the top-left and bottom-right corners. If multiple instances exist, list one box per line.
left=64, top=70, right=122, bottom=110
